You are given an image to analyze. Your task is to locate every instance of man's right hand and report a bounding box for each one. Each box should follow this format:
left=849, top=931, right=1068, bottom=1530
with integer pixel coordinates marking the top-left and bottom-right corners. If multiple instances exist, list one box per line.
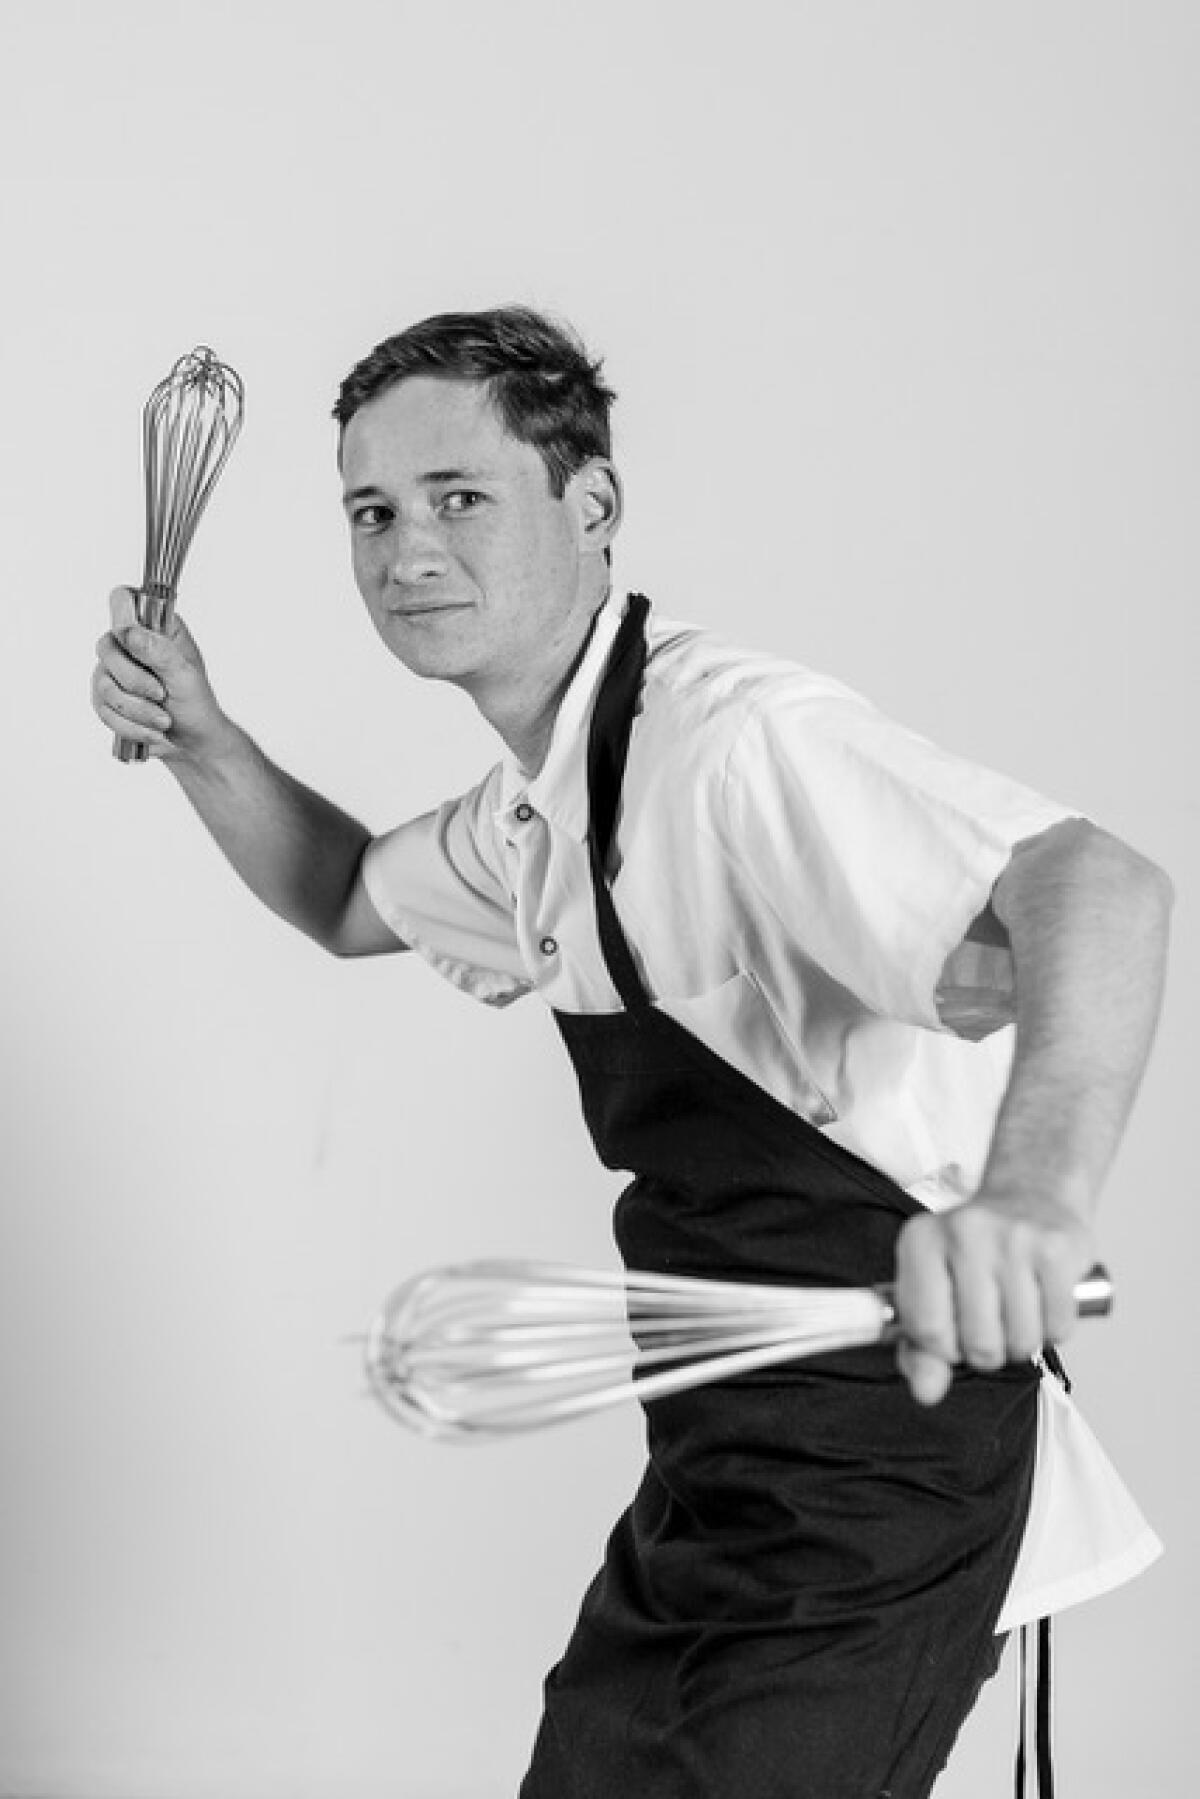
left=91, top=586, right=231, bottom=762
left=91, top=588, right=400, bottom=956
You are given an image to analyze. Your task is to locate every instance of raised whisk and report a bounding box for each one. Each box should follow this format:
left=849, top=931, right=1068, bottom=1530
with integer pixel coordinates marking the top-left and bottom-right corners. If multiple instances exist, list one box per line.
left=363, top=1258, right=1113, bottom=1443
left=115, top=345, right=244, bottom=762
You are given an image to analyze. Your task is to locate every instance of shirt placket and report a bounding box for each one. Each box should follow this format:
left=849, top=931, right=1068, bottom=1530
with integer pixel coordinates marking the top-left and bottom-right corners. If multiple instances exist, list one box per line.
left=504, top=796, right=566, bottom=988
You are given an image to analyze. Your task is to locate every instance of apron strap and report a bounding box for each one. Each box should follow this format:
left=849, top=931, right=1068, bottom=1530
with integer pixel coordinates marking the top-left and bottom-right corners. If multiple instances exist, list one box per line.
left=585, top=592, right=653, bottom=1013
left=1015, top=1617, right=1055, bottom=1799
left=1015, top=1348, right=1070, bottom=1796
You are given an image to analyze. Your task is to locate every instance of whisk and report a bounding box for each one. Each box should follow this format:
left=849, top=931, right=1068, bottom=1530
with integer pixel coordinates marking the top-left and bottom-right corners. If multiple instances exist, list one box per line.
left=115, top=345, right=245, bottom=762
left=364, top=1258, right=1114, bottom=1443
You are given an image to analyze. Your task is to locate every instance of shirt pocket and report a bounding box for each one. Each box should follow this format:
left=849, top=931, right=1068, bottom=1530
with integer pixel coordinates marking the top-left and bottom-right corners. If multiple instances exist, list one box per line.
left=653, top=968, right=838, bottom=1127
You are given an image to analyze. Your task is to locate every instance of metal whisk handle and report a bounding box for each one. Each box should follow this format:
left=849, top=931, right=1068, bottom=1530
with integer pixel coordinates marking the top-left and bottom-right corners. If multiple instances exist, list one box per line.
left=873, top=1261, right=1115, bottom=1339
left=113, top=584, right=177, bottom=763
left=1062, top=1263, right=1114, bottom=1317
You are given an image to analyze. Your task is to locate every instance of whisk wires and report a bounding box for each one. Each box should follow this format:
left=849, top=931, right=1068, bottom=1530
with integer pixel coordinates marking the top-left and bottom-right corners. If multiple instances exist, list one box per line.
left=141, top=346, right=244, bottom=614
left=365, top=1260, right=895, bottom=1443
left=115, top=345, right=243, bottom=760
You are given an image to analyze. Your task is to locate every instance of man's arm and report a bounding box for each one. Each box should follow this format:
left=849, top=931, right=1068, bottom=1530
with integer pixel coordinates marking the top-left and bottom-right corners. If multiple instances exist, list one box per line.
left=91, top=587, right=404, bottom=959
left=167, top=726, right=404, bottom=957
left=893, top=816, right=1173, bottom=1404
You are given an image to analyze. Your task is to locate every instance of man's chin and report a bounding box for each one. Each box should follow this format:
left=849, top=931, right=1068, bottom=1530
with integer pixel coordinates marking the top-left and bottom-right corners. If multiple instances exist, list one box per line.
left=378, top=625, right=475, bottom=686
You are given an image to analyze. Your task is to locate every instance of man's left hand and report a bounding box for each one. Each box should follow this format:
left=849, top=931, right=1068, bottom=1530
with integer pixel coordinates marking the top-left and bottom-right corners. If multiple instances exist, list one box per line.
left=892, top=1191, right=1097, bottom=1406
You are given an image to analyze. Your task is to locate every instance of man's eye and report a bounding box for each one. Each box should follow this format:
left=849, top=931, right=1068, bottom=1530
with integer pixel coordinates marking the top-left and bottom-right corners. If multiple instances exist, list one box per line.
left=441, top=490, right=486, bottom=515
left=351, top=504, right=392, bottom=531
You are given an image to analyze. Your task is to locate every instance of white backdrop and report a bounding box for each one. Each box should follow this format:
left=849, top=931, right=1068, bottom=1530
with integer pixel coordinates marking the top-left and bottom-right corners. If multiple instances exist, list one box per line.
left=1, top=4, right=1194, bottom=1795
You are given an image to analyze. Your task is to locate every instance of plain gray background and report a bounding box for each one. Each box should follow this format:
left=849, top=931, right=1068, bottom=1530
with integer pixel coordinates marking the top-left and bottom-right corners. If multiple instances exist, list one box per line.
left=1, top=3, right=1194, bottom=1794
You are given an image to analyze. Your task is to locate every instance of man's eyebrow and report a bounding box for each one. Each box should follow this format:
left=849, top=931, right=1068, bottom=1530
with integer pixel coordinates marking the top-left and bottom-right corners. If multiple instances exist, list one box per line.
left=341, top=468, right=497, bottom=505
left=418, top=466, right=497, bottom=485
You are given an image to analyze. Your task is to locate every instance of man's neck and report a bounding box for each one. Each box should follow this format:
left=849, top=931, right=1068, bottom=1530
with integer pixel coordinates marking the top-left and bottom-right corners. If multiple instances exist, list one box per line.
left=474, top=589, right=610, bottom=777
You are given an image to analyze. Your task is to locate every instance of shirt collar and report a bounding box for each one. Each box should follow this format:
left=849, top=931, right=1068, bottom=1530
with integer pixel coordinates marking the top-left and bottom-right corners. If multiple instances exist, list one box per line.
left=495, top=590, right=630, bottom=841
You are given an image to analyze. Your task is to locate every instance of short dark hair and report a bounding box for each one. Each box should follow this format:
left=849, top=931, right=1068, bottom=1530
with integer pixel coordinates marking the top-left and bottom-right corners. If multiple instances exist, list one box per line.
left=333, top=305, right=617, bottom=497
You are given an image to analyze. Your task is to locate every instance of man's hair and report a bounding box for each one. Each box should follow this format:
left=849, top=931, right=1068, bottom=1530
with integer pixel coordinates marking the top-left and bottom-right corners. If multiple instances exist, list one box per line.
left=333, top=305, right=617, bottom=497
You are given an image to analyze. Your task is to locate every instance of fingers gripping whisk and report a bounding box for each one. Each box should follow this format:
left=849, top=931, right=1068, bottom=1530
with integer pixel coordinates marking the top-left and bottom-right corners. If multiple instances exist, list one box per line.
left=116, top=346, right=244, bottom=762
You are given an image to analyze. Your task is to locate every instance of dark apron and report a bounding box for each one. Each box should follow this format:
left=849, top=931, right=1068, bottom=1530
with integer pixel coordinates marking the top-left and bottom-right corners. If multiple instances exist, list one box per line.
left=519, top=596, right=1039, bottom=1799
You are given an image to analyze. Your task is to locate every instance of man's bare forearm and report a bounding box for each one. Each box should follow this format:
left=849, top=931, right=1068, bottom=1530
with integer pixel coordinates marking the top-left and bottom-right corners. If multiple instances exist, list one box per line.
left=93, top=595, right=403, bottom=957
left=168, top=722, right=403, bottom=958
left=895, top=816, right=1173, bottom=1402
left=983, top=816, right=1173, bottom=1218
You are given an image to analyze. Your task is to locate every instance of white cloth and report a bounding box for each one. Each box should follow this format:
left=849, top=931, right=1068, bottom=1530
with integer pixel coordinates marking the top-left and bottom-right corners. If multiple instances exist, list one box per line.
left=363, top=590, right=1161, bottom=1623
left=997, top=1364, right=1161, bottom=1631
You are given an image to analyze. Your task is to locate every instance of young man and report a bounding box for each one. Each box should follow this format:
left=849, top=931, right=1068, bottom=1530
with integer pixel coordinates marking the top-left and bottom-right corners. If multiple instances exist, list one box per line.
left=92, top=307, right=1171, bottom=1797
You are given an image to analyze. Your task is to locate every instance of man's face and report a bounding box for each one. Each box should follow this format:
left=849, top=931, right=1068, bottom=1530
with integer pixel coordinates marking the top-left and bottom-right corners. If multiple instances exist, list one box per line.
left=340, top=376, right=602, bottom=698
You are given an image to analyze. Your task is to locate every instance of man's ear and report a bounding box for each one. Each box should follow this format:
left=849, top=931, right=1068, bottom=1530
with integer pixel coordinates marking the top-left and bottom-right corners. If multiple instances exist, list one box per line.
left=568, top=458, right=622, bottom=554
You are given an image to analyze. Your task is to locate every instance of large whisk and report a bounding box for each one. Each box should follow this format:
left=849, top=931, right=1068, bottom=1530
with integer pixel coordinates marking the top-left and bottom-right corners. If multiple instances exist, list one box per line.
left=364, top=1258, right=1114, bottom=1443
left=115, top=345, right=244, bottom=762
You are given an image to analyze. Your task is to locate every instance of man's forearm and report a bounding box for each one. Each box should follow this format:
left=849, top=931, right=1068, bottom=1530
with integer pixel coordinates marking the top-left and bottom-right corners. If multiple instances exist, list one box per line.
left=167, top=722, right=392, bottom=956
left=984, top=816, right=1173, bottom=1218
left=894, top=816, right=1172, bottom=1403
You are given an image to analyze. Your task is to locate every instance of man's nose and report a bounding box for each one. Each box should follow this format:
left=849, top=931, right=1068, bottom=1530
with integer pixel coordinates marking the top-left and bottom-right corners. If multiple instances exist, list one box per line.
left=387, top=520, right=449, bottom=584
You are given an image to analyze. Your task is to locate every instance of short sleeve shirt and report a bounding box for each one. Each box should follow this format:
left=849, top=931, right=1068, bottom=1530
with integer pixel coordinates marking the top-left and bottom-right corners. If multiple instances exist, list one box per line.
left=363, top=592, right=1075, bottom=1208
left=362, top=590, right=1163, bottom=1626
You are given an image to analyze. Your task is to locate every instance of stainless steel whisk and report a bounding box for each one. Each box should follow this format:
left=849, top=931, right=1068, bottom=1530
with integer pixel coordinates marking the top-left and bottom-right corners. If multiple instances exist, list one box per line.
left=363, top=1258, right=1114, bottom=1444
left=115, top=345, right=244, bottom=762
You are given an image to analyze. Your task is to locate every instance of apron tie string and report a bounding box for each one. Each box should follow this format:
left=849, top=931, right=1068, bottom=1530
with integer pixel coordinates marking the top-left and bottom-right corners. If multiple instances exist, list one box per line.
left=1015, top=1617, right=1055, bottom=1799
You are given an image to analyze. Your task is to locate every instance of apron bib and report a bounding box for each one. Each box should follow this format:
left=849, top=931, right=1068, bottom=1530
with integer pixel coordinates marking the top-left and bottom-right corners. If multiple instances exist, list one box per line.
left=519, top=596, right=1038, bottom=1799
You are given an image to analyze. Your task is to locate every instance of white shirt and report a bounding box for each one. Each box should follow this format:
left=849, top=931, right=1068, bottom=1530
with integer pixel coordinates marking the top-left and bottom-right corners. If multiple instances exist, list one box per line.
left=363, top=590, right=1161, bottom=1627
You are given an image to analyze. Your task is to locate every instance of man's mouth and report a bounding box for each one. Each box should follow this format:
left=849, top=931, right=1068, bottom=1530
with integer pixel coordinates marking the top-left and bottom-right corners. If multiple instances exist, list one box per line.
left=387, top=601, right=470, bottom=618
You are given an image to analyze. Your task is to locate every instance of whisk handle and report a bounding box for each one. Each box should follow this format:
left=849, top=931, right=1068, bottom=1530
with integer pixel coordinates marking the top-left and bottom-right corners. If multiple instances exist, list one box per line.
left=876, top=1262, right=1114, bottom=1335
left=113, top=585, right=175, bottom=763
left=1068, top=1263, right=1115, bottom=1318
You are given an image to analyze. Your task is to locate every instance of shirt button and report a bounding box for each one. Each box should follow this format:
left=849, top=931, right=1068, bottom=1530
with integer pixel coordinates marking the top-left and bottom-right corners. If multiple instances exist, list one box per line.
left=514, top=803, right=534, bottom=822
left=539, top=935, right=559, bottom=957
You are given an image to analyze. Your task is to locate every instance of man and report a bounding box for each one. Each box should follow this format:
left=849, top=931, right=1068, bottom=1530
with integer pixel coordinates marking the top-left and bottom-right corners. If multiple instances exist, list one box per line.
left=92, top=307, right=1172, bottom=1797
